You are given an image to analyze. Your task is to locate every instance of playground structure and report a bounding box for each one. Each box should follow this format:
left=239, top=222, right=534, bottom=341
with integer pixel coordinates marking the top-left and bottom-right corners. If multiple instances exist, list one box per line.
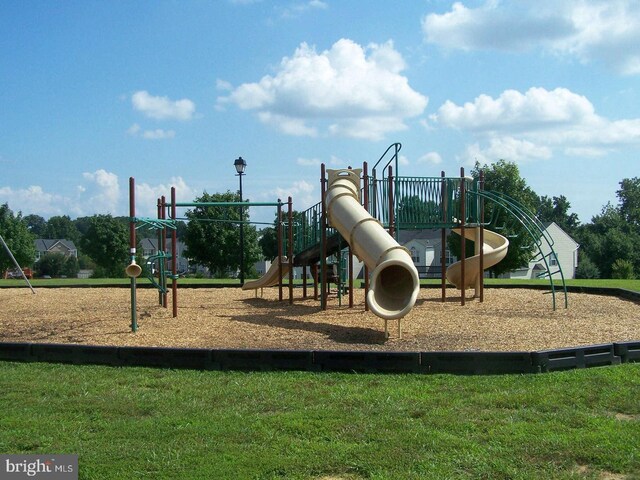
left=126, top=143, right=568, bottom=335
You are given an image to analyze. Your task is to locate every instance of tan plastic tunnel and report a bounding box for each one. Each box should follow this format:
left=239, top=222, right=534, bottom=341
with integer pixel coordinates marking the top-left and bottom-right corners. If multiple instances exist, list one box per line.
left=325, top=169, right=420, bottom=320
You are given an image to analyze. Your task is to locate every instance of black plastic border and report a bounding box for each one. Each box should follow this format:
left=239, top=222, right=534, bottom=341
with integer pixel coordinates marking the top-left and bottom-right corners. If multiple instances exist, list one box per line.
left=1, top=341, right=638, bottom=375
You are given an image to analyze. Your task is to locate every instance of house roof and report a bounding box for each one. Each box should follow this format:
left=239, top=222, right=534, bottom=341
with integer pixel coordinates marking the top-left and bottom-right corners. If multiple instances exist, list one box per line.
left=34, top=239, right=77, bottom=252
left=540, top=221, right=579, bottom=248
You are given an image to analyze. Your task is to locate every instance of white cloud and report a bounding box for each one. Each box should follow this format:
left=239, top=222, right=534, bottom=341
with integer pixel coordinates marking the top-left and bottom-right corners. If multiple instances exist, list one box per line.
left=431, top=87, right=595, bottom=133
left=0, top=186, right=78, bottom=217
left=82, top=169, right=120, bottom=214
left=220, top=38, right=428, bottom=140
left=135, top=177, right=197, bottom=217
left=422, top=0, right=640, bottom=75
left=264, top=180, right=316, bottom=210
left=142, top=129, right=176, bottom=140
left=460, top=137, right=552, bottom=165
left=132, top=90, right=196, bottom=121
left=431, top=86, right=640, bottom=164
left=417, top=152, right=442, bottom=165
left=278, top=0, right=328, bottom=19
left=296, top=157, right=322, bottom=167
left=216, top=79, right=233, bottom=91
left=127, top=123, right=176, bottom=140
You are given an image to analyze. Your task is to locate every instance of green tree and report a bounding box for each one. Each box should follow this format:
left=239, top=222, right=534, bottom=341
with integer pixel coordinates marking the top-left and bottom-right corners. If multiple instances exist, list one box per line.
left=611, top=258, right=634, bottom=279
left=23, top=214, right=47, bottom=236
left=45, top=215, right=80, bottom=244
left=0, top=203, right=36, bottom=272
left=574, top=255, right=600, bottom=279
left=36, top=252, right=67, bottom=277
left=183, top=191, right=260, bottom=278
left=259, top=209, right=307, bottom=261
left=80, top=215, right=129, bottom=277
left=259, top=226, right=278, bottom=261
left=617, top=177, right=640, bottom=226
left=537, top=195, right=580, bottom=236
left=397, top=195, right=440, bottom=228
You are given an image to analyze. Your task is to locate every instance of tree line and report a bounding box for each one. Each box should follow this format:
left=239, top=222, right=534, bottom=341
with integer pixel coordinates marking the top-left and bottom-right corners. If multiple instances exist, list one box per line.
left=1, top=161, right=639, bottom=279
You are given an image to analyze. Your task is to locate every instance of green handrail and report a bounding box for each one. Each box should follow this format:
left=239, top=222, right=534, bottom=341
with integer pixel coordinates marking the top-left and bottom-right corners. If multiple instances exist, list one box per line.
left=474, top=190, right=568, bottom=310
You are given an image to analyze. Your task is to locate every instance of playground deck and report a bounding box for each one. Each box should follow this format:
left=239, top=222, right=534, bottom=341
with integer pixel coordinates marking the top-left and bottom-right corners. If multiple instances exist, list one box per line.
left=1, top=287, right=638, bottom=353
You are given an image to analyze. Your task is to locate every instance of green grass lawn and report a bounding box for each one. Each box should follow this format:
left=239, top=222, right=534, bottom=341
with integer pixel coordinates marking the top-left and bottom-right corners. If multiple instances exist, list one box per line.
left=0, top=361, right=638, bottom=479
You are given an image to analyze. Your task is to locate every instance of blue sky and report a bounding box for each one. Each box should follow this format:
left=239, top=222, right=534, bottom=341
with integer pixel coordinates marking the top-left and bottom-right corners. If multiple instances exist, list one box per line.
left=1, top=0, right=639, bottom=226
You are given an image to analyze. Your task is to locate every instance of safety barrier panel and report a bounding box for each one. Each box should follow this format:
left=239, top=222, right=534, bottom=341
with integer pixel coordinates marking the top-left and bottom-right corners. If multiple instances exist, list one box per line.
left=1, top=341, right=636, bottom=375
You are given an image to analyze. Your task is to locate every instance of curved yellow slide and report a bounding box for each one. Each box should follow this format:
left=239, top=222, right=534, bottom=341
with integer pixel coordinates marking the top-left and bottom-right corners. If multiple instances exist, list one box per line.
left=325, top=169, right=420, bottom=320
left=446, top=228, right=509, bottom=290
left=242, top=256, right=290, bottom=290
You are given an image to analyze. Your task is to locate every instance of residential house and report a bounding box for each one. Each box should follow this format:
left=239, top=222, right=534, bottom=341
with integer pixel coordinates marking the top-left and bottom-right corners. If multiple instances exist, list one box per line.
left=34, top=239, right=78, bottom=261
left=398, top=229, right=456, bottom=278
left=507, top=222, right=579, bottom=280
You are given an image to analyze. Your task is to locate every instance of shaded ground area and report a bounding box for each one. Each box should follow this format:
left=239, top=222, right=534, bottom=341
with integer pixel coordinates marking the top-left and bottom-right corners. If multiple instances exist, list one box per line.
left=0, top=287, right=638, bottom=352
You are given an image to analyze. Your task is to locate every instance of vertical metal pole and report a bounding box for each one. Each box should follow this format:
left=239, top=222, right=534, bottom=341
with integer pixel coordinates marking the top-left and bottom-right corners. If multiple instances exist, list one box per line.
left=277, top=199, right=283, bottom=302
left=161, top=195, right=168, bottom=308
left=312, top=264, right=318, bottom=301
left=348, top=243, right=353, bottom=308
left=460, top=167, right=466, bottom=306
left=288, top=196, right=294, bottom=305
left=479, top=171, right=485, bottom=303
left=171, top=187, right=178, bottom=318
left=441, top=171, right=447, bottom=303
left=320, top=164, right=327, bottom=310
left=362, top=162, right=369, bottom=311
left=238, top=172, right=245, bottom=287
left=387, top=165, right=394, bottom=238
left=156, top=198, right=163, bottom=306
left=129, top=177, right=138, bottom=332
left=0, top=235, right=35, bottom=294
left=302, top=265, right=308, bottom=299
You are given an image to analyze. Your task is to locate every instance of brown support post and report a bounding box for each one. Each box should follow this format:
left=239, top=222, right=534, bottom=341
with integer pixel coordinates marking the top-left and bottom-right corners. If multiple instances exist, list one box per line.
left=479, top=170, right=485, bottom=303
left=320, top=164, right=327, bottom=310
left=129, top=177, right=138, bottom=332
left=302, top=265, right=308, bottom=299
left=362, top=162, right=369, bottom=311
left=441, top=171, right=447, bottom=303
left=312, top=264, right=318, bottom=300
left=460, top=167, right=466, bottom=306
left=288, top=196, right=294, bottom=305
left=157, top=198, right=163, bottom=306
left=387, top=165, right=394, bottom=238
left=171, top=187, right=178, bottom=318
left=161, top=195, right=168, bottom=308
left=277, top=199, right=283, bottom=301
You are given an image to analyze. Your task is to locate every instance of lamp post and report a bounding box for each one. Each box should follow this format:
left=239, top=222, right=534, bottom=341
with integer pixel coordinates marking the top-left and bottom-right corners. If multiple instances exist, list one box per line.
left=234, top=156, right=247, bottom=286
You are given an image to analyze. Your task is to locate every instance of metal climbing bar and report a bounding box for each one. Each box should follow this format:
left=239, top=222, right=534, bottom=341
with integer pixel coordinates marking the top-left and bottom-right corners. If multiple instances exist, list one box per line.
left=473, top=189, right=568, bottom=309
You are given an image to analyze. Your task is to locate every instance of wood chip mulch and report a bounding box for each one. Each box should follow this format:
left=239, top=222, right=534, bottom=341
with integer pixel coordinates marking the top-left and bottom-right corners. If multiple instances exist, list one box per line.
left=0, top=287, right=638, bottom=352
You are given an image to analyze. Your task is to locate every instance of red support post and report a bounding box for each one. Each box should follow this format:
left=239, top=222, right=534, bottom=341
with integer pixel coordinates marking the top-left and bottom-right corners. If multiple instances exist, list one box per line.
left=320, top=163, right=327, bottom=310
left=362, top=162, right=369, bottom=311
left=171, top=187, right=178, bottom=318
left=288, top=196, right=294, bottom=305
left=441, top=171, right=447, bottom=303
left=387, top=165, right=394, bottom=238
left=460, top=167, right=466, bottom=306
left=277, top=199, right=283, bottom=302
left=479, top=170, right=485, bottom=303
left=161, top=195, right=168, bottom=308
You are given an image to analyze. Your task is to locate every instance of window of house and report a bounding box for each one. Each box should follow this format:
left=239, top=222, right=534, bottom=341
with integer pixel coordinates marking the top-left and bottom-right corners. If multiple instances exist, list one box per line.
left=550, top=253, right=558, bottom=266
left=410, top=247, right=419, bottom=264
left=445, top=249, right=455, bottom=266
